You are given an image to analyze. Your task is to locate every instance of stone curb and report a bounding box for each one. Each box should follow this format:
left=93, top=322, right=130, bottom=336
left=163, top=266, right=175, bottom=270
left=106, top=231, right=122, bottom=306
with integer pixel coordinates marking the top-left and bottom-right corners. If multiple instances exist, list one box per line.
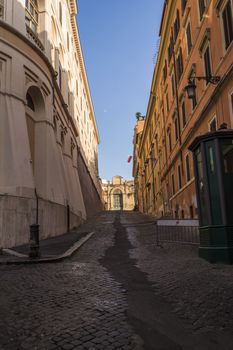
left=0, top=232, right=94, bottom=265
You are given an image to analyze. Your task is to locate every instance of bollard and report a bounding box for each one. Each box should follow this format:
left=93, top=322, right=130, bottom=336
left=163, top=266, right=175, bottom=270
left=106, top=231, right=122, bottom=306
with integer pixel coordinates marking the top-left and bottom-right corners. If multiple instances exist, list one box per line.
left=29, top=224, right=40, bottom=258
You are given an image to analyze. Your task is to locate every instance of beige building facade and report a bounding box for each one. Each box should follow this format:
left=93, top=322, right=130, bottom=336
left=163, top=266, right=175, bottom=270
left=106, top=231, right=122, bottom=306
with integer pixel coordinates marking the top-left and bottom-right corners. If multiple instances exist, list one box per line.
left=133, top=0, right=233, bottom=220
left=102, top=176, right=135, bottom=211
left=0, top=0, right=102, bottom=247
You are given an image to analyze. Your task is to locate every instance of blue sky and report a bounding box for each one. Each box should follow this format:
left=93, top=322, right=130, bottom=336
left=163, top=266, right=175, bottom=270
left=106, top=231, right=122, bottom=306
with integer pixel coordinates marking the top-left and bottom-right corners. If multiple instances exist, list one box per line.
left=77, top=0, right=164, bottom=181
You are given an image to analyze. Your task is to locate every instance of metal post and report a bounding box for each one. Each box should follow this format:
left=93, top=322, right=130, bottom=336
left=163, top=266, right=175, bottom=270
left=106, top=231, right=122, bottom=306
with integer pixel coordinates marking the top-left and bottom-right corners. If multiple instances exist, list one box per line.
left=67, top=204, right=70, bottom=232
left=29, top=224, right=40, bottom=258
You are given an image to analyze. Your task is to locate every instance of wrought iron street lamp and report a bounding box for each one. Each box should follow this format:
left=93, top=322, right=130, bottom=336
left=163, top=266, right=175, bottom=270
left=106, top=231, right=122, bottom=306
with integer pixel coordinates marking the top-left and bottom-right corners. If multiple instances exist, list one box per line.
left=185, top=79, right=197, bottom=99
left=185, top=75, right=221, bottom=99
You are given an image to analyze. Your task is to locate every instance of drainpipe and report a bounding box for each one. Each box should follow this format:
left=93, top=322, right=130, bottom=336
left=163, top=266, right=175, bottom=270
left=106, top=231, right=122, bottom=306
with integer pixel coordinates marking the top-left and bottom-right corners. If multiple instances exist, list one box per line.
left=35, top=188, right=39, bottom=224
left=67, top=203, right=70, bottom=232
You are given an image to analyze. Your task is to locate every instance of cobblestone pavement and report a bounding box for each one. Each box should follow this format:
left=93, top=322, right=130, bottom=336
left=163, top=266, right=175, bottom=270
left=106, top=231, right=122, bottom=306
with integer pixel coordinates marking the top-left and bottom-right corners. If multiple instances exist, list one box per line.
left=0, top=211, right=233, bottom=349
left=121, top=211, right=233, bottom=348
left=0, top=212, right=138, bottom=350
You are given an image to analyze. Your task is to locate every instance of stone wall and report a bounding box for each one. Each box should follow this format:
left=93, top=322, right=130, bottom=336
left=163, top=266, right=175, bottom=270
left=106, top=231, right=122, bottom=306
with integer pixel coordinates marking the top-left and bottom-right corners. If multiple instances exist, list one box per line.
left=77, top=152, right=103, bottom=218
left=0, top=3, right=102, bottom=248
left=0, top=195, right=83, bottom=248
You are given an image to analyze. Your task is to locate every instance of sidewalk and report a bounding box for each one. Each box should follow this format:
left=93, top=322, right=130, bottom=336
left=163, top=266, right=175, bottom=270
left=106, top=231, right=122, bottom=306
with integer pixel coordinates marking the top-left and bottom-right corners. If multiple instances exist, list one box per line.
left=0, top=229, right=94, bottom=265
left=0, top=211, right=110, bottom=265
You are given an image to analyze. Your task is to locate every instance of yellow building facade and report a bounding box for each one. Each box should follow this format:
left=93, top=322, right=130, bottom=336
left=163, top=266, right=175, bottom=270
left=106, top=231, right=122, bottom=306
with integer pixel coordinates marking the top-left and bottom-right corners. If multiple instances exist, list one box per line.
left=102, top=177, right=135, bottom=211
left=133, top=0, right=233, bottom=219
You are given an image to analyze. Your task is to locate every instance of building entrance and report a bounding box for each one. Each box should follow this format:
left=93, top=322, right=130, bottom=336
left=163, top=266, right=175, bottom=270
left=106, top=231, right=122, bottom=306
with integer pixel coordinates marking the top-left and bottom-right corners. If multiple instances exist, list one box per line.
left=113, top=190, right=123, bottom=210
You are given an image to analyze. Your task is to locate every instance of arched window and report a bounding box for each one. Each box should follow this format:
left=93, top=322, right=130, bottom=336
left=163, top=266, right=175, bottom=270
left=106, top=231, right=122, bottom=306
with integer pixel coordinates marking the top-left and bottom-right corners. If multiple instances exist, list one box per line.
left=25, top=0, right=38, bottom=33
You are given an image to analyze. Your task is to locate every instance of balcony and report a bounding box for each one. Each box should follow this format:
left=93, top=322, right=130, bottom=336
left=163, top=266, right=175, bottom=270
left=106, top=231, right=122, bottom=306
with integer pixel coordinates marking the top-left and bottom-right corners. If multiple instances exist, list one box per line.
left=26, top=24, right=44, bottom=52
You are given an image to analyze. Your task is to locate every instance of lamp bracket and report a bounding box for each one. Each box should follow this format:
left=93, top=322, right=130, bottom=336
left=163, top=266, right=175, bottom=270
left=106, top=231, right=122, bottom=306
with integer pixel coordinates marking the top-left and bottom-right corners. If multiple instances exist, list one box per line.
left=189, top=75, right=221, bottom=85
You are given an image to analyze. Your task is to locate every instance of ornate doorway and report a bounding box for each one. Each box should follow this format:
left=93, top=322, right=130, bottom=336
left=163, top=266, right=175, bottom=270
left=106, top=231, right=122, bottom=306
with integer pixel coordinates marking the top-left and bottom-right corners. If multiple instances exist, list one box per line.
left=113, top=189, right=123, bottom=210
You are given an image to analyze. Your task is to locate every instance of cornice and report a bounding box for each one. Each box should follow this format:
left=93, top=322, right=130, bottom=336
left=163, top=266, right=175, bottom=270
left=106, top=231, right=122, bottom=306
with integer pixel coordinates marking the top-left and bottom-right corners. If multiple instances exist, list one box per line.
left=69, top=0, right=100, bottom=144
left=69, top=0, right=78, bottom=15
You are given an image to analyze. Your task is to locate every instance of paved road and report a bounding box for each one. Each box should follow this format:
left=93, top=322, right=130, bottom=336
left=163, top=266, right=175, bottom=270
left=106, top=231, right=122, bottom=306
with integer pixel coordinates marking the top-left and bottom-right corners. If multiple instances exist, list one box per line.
left=0, top=211, right=233, bottom=349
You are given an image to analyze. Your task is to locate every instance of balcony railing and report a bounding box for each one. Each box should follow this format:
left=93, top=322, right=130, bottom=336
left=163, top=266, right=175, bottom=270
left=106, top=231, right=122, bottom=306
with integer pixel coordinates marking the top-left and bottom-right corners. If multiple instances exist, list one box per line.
left=26, top=25, right=44, bottom=51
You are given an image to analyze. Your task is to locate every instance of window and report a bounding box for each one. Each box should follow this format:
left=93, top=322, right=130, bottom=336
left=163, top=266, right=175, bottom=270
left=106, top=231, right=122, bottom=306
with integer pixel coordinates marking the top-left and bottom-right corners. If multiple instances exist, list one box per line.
left=167, top=128, right=172, bottom=152
left=222, top=141, right=233, bottom=173
left=186, top=22, right=193, bottom=54
left=166, top=93, right=169, bottom=113
left=203, top=45, right=212, bottom=83
left=59, top=2, right=62, bottom=25
left=171, top=174, right=175, bottom=195
left=182, top=0, right=187, bottom=13
left=174, top=10, right=180, bottom=42
left=163, top=60, right=167, bottom=81
left=0, top=0, right=4, bottom=19
left=181, top=100, right=186, bottom=128
left=174, top=117, right=179, bottom=141
left=186, top=154, right=191, bottom=182
left=176, top=48, right=183, bottom=82
left=171, top=73, right=175, bottom=97
left=222, top=0, right=233, bottom=50
left=198, top=0, right=206, bottom=21
left=25, top=0, right=38, bottom=33
left=168, top=38, right=173, bottom=63
left=209, top=116, right=217, bottom=131
left=178, top=165, right=182, bottom=189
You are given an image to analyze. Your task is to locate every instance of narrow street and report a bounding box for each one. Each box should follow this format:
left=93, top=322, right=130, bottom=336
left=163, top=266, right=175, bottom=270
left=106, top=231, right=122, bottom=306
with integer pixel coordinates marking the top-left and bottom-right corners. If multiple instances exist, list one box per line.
left=0, top=211, right=233, bottom=350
